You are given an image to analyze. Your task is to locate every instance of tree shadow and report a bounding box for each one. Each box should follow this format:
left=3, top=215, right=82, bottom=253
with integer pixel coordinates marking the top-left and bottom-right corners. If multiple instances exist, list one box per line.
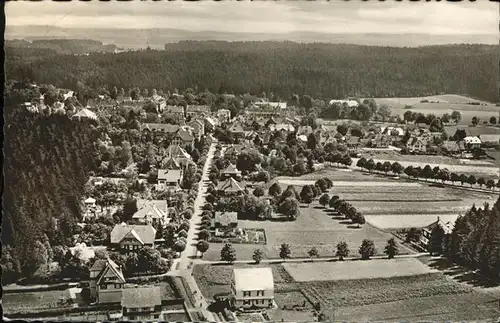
left=331, top=216, right=344, bottom=220
left=427, top=258, right=500, bottom=288
left=313, top=206, right=324, bottom=209
left=339, top=220, right=352, bottom=225
left=347, top=225, right=362, bottom=229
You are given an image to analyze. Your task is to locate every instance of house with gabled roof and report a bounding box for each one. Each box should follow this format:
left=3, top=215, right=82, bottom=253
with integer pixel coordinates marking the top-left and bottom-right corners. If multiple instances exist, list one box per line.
left=132, top=199, right=168, bottom=226
left=229, top=123, right=245, bottom=138
left=89, top=258, right=126, bottom=304
left=141, top=123, right=180, bottom=140
left=162, top=105, right=185, bottom=121
left=217, top=109, right=231, bottom=123
left=186, top=105, right=210, bottom=118
left=171, top=127, right=195, bottom=150
left=72, top=108, right=98, bottom=121
left=157, top=169, right=183, bottom=190
left=110, top=223, right=156, bottom=252
left=217, top=178, right=246, bottom=195
left=420, top=216, right=455, bottom=249
left=188, top=119, right=205, bottom=138
left=222, top=163, right=242, bottom=180
left=121, top=286, right=162, bottom=321
left=269, top=123, right=295, bottom=132
left=231, top=267, right=274, bottom=310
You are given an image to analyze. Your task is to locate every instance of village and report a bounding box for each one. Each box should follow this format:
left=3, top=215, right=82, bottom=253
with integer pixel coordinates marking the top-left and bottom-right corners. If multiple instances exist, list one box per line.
left=3, top=83, right=500, bottom=322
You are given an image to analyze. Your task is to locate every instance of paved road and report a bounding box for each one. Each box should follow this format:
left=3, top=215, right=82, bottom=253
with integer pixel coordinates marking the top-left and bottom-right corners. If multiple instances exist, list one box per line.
left=171, top=142, right=217, bottom=321
left=194, top=252, right=431, bottom=265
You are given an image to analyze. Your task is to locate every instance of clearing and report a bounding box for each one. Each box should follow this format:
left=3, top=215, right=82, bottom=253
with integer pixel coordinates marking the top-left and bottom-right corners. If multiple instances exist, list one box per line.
left=282, top=258, right=435, bottom=282
left=3, top=289, right=73, bottom=314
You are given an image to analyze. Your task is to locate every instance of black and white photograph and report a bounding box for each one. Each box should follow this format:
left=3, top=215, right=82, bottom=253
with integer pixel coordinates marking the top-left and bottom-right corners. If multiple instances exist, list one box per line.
left=3, top=0, right=500, bottom=321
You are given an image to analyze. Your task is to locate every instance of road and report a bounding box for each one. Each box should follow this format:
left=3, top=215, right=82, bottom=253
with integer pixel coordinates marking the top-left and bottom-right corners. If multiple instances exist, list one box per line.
left=170, top=142, right=217, bottom=321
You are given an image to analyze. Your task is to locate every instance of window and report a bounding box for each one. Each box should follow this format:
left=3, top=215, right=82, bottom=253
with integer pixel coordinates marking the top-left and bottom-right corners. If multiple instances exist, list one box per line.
left=243, top=300, right=250, bottom=305
left=153, top=315, right=159, bottom=319
left=256, top=290, right=264, bottom=297
left=115, top=284, right=121, bottom=289
left=100, top=284, right=107, bottom=290
left=243, top=291, right=251, bottom=297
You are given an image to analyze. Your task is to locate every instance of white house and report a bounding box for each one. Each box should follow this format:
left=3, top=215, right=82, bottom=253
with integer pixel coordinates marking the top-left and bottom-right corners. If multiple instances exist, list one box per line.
left=463, top=136, right=481, bottom=149
left=231, top=267, right=274, bottom=310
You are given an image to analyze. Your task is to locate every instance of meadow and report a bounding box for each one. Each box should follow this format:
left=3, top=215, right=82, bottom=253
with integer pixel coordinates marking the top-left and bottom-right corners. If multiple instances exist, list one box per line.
left=371, top=95, right=499, bottom=126
left=2, top=289, right=73, bottom=313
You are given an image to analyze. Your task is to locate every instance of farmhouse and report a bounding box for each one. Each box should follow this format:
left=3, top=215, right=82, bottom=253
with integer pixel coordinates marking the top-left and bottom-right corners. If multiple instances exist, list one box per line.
left=121, top=286, right=162, bottom=321
left=420, top=216, right=454, bottom=249
left=212, top=212, right=238, bottom=237
left=269, top=123, right=295, bottom=132
left=329, top=99, right=359, bottom=108
left=110, top=223, right=156, bottom=252
left=89, top=257, right=126, bottom=304
left=231, top=267, right=275, bottom=310
left=141, top=123, right=180, bottom=140
left=463, top=136, right=481, bottom=150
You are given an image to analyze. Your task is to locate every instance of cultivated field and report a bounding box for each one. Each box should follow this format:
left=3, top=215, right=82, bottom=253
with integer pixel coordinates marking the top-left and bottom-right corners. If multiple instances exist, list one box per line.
left=194, top=262, right=500, bottom=321
left=273, top=168, right=496, bottom=230
left=282, top=259, right=435, bottom=282
left=334, top=292, right=500, bottom=321
left=370, top=95, right=499, bottom=126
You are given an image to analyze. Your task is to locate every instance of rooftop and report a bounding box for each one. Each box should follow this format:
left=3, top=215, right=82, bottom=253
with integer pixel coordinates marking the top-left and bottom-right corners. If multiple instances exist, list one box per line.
left=214, top=212, right=238, bottom=227
left=158, top=169, right=182, bottom=182
left=110, top=224, right=156, bottom=245
left=233, top=267, right=274, bottom=291
left=121, top=286, right=162, bottom=308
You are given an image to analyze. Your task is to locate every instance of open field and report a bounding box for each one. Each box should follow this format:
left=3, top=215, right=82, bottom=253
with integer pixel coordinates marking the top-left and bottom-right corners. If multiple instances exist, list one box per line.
left=274, top=168, right=388, bottom=182
left=444, top=124, right=500, bottom=136
left=335, top=292, right=500, bottom=321
left=353, top=157, right=500, bottom=177
left=282, top=259, right=435, bottom=282
left=366, top=213, right=462, bottom=230
left=371, top=95, right=499, bottom=126
left=3, top=289, right=72, bottom=313
left=352, top=200, right=476, bottom=215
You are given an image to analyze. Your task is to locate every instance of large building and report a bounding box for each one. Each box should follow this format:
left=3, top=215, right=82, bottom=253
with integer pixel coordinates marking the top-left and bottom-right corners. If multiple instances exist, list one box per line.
left=121, top=286, right=162, bottom=321
left=231, top=267, right=274, bottom=310
left=110, top=223, right=156, bottom=252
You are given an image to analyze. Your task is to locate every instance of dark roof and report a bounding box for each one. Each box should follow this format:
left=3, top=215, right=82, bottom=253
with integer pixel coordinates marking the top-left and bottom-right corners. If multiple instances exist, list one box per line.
left=223, top=164, right=241, bottom=175
left=164, top=105, right=184, bottom=114
left=176, top=128, right=194, bottom=142
left=229, top=123, right=245, bottom=133
left=110, top=224, right=156, bottom=245
left=121, top=286, right=162, bottom=308
left=95, top=258, right=126, bottom=285
left=217, top=178, right=245, bottom=192
left=186, top=105, right=210, bottom=113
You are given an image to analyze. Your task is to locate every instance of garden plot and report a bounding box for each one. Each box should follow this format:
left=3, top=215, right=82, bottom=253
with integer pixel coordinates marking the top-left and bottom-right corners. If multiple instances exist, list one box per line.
left=282, top=258, right=434, bottom=282
left=3, top=289, right=73, bottom=313
left=301, top=272, right=472, bottom=309
left=366, top=213, right=461, bottom=230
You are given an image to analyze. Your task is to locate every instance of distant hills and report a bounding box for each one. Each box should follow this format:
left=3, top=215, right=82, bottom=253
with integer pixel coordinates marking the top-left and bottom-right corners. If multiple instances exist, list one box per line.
left=5, top=38, right=119, bottom=55
left=5, top=25, right=497, bottom=49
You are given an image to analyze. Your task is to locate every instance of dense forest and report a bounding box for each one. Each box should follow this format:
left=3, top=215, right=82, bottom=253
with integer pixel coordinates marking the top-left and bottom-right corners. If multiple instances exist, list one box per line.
left=6, top=39, right=118, bottom=55
left=3, top=81, right=99, bottom=281
left=6, top=42, right=498, bottom=102
left=443, top=197, right=500, bottom=281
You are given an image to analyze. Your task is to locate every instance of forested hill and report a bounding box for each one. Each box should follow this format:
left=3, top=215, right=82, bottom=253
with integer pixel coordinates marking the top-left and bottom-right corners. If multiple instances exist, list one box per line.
left=6, top=42, right=499, bottom=102
left=3, top=84, right=98, bottom=278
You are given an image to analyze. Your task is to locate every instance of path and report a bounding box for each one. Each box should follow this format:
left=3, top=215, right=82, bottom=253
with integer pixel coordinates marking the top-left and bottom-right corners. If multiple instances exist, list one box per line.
left=171, top=142, right=217, bottom=321
left=193, top=252, right=431, bottom=265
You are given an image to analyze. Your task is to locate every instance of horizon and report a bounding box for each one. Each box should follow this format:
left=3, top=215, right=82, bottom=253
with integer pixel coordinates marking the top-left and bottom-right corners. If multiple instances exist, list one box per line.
left=5, top=0, right=499, bottom=47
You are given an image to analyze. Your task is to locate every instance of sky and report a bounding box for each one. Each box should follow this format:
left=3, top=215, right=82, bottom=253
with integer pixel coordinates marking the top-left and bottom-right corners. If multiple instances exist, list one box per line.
left=5, top=0, right=499, bottom=36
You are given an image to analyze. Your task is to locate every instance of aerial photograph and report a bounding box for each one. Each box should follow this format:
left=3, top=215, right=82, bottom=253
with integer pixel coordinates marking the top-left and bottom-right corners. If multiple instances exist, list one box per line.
left=3, top=0, right=500, bottom=321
